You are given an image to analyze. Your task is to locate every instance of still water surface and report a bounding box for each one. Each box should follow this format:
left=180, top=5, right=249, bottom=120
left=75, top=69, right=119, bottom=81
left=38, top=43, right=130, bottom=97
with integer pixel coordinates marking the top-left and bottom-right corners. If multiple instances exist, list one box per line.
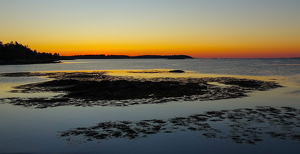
left=0, top=59, right=300, bottom=153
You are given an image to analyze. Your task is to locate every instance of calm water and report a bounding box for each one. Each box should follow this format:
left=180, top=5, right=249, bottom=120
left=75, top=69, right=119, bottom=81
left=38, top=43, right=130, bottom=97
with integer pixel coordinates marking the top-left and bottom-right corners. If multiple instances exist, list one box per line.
left=0, top=59, right=300, bottom=153
left=1, top=58, right=300, bottom=76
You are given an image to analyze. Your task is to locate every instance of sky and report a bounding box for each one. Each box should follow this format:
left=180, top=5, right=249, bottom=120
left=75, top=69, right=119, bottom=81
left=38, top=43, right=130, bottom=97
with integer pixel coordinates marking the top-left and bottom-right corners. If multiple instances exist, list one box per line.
left=0, top=0, right=299, bottom=58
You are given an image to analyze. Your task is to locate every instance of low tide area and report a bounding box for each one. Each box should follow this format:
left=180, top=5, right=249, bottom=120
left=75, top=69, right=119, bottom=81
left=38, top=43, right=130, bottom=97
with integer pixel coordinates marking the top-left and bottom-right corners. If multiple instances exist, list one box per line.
left=0, top=59, right=300, bottom=153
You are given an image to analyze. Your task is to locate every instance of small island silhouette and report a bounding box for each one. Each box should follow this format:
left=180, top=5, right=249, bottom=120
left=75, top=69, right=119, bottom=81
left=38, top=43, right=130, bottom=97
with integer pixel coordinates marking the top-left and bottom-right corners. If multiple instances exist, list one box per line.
left=63, top=54, right=193, bottom=60
left=0, top=41, right=193, bottom=65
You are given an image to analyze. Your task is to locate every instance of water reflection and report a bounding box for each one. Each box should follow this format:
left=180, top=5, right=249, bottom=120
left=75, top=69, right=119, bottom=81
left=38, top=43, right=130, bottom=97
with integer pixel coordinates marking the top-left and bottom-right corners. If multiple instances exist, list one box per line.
left=0, top=76, right=61, bottom=98
left=59, top=106, right=300, bottom=145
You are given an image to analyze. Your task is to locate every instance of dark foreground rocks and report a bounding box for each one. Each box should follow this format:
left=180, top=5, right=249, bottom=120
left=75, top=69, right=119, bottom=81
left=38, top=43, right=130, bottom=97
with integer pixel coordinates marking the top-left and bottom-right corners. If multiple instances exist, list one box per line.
left=59, top=106, right=300, bottom=145
left=0, top=71, right=282, bottom=108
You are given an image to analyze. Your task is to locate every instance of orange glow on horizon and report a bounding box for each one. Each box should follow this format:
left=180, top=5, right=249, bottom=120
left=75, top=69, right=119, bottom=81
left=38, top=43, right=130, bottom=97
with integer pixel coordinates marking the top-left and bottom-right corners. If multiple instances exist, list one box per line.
left=32, top=43, right=300, bottom=58
left=1, top=1, right=299, bottom=59
left=46, top=48, right=300, bottom=59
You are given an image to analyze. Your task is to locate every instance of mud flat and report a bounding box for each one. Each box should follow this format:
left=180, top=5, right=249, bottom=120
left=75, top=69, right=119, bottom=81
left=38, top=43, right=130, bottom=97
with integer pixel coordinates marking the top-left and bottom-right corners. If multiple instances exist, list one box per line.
left=0, top=71, right=282, bottom=108
left=59, top=106, right=300, bottom=145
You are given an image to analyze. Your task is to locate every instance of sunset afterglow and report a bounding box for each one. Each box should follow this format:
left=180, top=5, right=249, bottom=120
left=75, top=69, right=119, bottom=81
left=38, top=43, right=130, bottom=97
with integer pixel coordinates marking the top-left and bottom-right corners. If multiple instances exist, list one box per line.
left=1, top=0, right=299, bottom=58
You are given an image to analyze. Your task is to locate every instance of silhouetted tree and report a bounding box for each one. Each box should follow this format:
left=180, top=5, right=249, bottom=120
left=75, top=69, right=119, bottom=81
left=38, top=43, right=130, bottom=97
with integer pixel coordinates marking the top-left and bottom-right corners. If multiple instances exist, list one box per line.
left=0, top=41, right=61, bottom=63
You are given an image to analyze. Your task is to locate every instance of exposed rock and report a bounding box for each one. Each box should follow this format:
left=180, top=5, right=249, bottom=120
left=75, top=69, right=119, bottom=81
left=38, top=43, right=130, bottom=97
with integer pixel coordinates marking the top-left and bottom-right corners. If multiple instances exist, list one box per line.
left=0, top=71, right=282, bottom=108
left=169, top=70, right=185, bottom=73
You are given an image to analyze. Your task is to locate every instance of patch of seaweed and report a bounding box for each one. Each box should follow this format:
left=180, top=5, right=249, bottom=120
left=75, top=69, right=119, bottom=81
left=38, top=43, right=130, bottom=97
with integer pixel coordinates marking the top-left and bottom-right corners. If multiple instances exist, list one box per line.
left=0, top=71, right=282, bottom=108
left=59, top=106, right=300, bottom=145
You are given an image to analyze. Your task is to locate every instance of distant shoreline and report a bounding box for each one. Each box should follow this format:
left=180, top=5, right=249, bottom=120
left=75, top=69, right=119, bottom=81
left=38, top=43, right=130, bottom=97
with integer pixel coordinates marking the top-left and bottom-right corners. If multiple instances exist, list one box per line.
left=1, top=56, right=299, bottom=66
left=0, top=59, right=61, bottom=65
left=62, top=54, right=193, bottom=60
left=0, top=55, right=192, bottom=65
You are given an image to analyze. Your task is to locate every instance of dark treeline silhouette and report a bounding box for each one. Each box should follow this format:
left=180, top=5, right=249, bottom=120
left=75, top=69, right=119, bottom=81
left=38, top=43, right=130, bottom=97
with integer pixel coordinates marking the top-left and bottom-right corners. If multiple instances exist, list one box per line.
left=0, top=41, right=60, bottom=64
left=66, top=54, right=193, bottom=59
left=0, top=41, right=193, bottom=65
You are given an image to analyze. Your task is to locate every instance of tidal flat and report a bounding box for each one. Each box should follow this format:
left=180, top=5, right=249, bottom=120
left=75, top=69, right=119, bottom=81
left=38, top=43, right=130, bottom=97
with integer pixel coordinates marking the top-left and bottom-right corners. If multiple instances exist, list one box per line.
left=60, top=106, right=300, bottom=145
left=1, top=58, right=300, bottom=153
left=4, top=71, right=300, bottom=146
left=0, top=70, right=281, bottom=108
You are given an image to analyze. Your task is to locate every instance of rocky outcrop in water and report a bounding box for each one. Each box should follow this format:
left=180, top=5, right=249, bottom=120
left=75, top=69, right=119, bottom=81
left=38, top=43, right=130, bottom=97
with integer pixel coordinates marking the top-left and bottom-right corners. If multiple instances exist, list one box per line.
left=0, top=71, right=282, bottom=108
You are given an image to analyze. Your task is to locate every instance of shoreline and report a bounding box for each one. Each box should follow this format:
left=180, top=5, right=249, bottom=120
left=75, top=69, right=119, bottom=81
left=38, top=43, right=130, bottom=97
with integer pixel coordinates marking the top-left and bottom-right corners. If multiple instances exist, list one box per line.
left=0, top=60, right=61, bottom=65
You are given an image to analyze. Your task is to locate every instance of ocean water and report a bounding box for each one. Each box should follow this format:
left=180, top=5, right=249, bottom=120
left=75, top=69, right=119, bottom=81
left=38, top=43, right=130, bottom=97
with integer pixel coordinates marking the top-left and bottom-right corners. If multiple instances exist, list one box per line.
left=1, top=58, right=300, bottom=76
left=0, top=59, right=300, bottom=153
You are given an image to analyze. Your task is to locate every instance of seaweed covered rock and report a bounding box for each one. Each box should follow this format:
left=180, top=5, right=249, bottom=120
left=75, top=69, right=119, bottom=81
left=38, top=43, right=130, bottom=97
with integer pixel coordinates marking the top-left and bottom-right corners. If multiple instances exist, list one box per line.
left=169, top=70, right=185, bottom=73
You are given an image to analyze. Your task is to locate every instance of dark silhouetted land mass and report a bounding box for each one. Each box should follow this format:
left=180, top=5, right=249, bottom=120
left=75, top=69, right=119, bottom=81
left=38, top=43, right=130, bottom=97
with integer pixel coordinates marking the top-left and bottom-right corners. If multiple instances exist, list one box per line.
left=64, top=54, right=193, bottom=59
left=0, top=41, right=192, bottom=65
left=0, top=41, right=60, bottom=65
